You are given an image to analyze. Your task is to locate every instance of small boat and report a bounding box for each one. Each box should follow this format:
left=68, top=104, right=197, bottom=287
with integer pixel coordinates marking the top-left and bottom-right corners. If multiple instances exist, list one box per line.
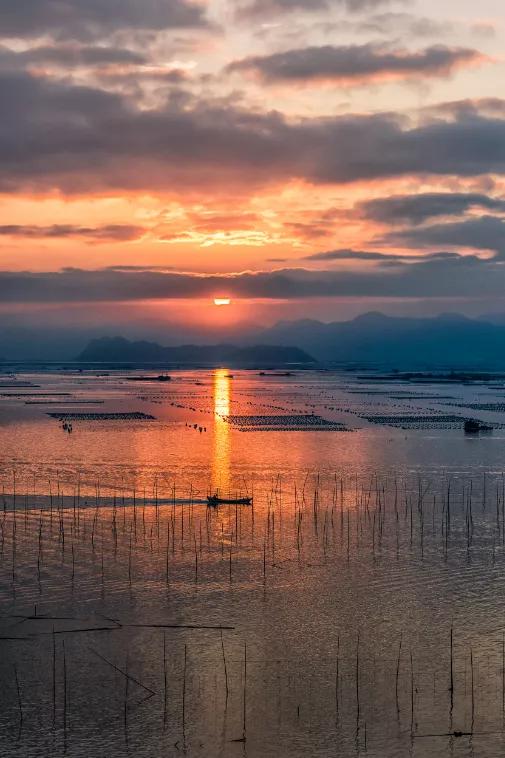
left=464, top=419, right=493, bottom=434
left=207, top=494, right=253, bottom=506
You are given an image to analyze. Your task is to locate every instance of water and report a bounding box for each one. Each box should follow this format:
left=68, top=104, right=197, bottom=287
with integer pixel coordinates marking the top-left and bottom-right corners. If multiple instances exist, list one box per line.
left=1, top=368, right=505, bottom=756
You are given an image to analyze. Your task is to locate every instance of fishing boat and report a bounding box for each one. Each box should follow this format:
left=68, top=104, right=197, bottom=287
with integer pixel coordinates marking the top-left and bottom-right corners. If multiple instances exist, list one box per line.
left=464, top=419, right=493, bottom=434
left=207, top=494, right=253, bottom=506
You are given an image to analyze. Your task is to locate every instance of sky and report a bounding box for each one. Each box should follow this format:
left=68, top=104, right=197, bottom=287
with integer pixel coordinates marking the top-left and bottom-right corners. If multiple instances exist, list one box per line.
left=1, top=0, right=505, bottom=342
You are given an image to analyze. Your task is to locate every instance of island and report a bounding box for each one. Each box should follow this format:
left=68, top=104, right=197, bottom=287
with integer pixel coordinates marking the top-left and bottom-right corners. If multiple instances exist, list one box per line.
left=77, top=337, right=315, bottom=367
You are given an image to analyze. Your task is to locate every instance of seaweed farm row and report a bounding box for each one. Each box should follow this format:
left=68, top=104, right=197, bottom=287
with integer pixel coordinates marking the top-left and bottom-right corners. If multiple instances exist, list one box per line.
left=224, top=414, right=349, bottom=431
left=3, top=368, right=505, bottom=438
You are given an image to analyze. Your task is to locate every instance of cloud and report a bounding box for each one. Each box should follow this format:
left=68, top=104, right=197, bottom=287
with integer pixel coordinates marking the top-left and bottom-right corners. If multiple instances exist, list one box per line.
left=283, top=221, right=333, bottom=239
left=423, top=98, right=505, bottom=120
left=2, top=72, right=505, bottom=194
left=359, top=193, right=505, bottom=224
left=102, top=265, right=176, bottom=271
left=303, top=248, right=460, bottom=262
left=384, top=216, right=505, bottom=258
left=0, top=0, right=208, bottom=41
left=0, top=43, right=147, bottom=70
left=237, top=0, right=403, bottom=19
left=355, top=13, right=451, bottom=38
left=471, top=22, right=496, bottom=39
left=0, top=44, right=194, bottom=91
left=306, top=248, right=402, bottom=261
left=0, top=224, right=143, bottom=241
left=0, top=256, right=503, bottom=303
left=227, top=44, right=482, bottom=85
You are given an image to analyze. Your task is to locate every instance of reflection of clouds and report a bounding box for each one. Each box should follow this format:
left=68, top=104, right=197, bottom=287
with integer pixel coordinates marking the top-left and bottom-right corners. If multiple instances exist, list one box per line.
left=212, top=369, right=231, bottom=494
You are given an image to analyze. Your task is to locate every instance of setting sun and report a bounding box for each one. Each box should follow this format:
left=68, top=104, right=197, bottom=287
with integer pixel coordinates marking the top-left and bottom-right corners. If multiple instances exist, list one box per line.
left=214, top=298, right=231, bottom=306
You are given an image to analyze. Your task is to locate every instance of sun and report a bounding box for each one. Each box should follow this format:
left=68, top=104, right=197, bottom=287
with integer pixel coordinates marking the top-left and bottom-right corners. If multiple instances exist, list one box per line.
left=214, top=298, right=231, bottom=306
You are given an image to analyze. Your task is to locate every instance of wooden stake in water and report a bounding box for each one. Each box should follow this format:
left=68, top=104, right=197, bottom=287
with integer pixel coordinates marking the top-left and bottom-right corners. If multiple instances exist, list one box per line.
left=220, top=630, right=229, bottom=702
left=449, top=624, right=454, bottom=730
left=335, top=634, right=340, bottom=725
left=396, top=632, right=403, bottom=719
left=356, top=631, right=361, bottom=734
left=124, top=649, right=129, bottom=746
left=62, top=639, right=68, bottom=748
left=469, top=645, right=475, bottom=733
left=14, top=663, right=23, bottom=731
left=410, top=651, right=415, bottom=740
left=182, top=644, right=187, bottom=750
left=52, top=625, right=56, bottom=728
left=242, top=642, right=247, bottom=742
left=163, top=632, right=168, bottom=729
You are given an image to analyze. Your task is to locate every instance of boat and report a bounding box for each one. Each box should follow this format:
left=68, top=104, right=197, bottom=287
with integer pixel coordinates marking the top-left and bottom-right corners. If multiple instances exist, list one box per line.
left=207, top=494, right=253, bottom=506
left=126, top=374, right=171, bottom=382
left=464, top=419, right=493, bottom=433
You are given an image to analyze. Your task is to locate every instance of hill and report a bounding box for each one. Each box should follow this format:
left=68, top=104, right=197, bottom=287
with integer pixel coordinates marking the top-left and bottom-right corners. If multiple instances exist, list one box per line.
left=77, top=337, right=315, bottom=366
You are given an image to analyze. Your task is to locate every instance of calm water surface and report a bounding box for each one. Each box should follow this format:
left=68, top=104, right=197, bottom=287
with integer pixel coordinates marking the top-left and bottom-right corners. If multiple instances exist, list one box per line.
left=1, top=369, right=505, bottom=757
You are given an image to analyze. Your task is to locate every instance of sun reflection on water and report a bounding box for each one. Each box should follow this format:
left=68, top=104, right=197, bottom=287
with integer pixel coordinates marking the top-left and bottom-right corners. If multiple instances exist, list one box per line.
left=211, top=369, right=231, bottom=495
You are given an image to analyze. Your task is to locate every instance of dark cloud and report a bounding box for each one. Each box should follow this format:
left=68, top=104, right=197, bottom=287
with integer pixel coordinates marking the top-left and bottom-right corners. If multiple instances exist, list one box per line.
left=0, top=256, right=503, bottom=303
left=359, top=193, right=505, bottom=224
left=0, top=224, right=143, bottom=241
left=421, top=98, right=505, bottom=120
left=102, top=265, right=176, bottom=271
left=0, top=44, right=147, bottom=70
left=96, top=68, right=191, bottom=88
left=385, top=216, right=505, bottom=257
left=303, top=248, right=460, bottom=262
left=0, top=0, right=208, bottom=40
left=2, top=72, right=505, bottom=194
left=284, top=221, right=332, bottom=239
left=306, top=248, right=401, bottom=261
left=237, top=0, right=402, bottom=19
left=227, top=44, right=481, bottom=84
left=356, top=13, right=451, bottom=38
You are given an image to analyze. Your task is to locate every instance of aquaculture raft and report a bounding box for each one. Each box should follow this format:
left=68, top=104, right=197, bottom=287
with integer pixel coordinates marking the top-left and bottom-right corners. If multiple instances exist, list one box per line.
left=48, top=412, right=156, bottom=421
left=361, top=414, right=502, bottom=430
left=224, top=414, right=349, bottom=432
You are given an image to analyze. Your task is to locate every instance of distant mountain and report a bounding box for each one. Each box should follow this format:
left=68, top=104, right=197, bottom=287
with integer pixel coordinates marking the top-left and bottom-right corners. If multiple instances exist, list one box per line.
left=0, top=319, right=264, bottom=361
left=78, top=337, right=315, bottom=366
left=256, top=312, right=505, bottom=368
left=9, top=312, right=505, bottom=368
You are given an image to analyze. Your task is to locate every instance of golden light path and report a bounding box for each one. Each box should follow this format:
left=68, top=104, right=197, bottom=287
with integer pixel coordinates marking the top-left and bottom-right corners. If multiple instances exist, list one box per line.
left=211, top=369, right=231, bottom=496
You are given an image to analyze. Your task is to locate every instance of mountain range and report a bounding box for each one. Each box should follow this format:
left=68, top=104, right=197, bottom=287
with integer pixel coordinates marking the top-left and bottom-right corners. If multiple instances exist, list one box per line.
left=252, top=312, right=505, bottom=367
left=79, top=313, right=505, bottom=369
left=3, top=312, right=505, bottom=368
